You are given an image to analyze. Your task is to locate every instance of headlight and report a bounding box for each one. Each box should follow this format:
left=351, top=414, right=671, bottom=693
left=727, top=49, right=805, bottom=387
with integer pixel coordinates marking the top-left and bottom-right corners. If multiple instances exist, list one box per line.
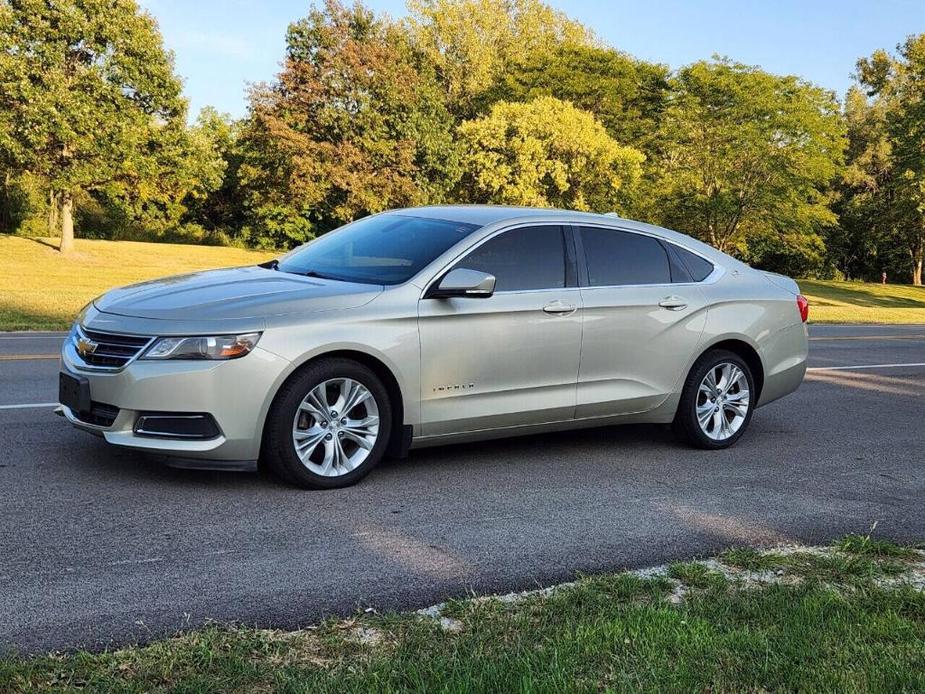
left=141, top=333, right=261, bottom=361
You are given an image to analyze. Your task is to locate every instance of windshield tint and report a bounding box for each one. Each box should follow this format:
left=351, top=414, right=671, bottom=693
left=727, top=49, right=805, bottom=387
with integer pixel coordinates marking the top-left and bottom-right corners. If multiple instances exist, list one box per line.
left=276, top=214, right=481, bottom=285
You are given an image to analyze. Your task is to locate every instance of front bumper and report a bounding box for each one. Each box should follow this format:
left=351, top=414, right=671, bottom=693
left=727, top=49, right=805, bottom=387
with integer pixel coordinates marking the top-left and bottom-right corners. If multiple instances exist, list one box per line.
left=61, top=343, right=291, bottom=464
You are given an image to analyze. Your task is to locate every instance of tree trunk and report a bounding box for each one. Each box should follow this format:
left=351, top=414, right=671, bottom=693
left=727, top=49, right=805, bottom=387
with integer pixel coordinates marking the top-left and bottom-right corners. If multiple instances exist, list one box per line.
left=912, top=239, right=924, bottom=286
left=59, top=190, right=74, bottom=253
left=47, top=190, right=60, bottom=237
left=0, top=171, right=10, bottom=232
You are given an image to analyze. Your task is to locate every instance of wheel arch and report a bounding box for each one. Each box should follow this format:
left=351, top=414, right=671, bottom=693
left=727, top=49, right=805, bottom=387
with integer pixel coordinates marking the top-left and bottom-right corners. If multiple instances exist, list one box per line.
left=698, top=338, right=765, bottom=401
left=259, top=348, right=409, bottom=461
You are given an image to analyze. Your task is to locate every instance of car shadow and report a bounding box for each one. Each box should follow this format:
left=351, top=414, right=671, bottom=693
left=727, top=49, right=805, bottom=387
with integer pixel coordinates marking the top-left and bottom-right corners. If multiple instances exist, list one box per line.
left=72, top=422, right=679, bottom=490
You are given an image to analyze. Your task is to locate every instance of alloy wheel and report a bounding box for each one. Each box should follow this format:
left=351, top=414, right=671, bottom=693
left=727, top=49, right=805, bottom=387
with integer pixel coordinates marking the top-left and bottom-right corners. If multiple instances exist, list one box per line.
left=696, top=362, right=750, bottom=441
left=291, top=378, right=380, bottom=477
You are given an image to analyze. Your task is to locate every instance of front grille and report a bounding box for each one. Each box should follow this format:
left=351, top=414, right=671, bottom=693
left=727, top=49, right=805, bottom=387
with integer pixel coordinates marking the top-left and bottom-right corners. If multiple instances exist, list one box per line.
left=75, top=327, right=152, bottom=369
left=74, top=401, right=120, bottom=427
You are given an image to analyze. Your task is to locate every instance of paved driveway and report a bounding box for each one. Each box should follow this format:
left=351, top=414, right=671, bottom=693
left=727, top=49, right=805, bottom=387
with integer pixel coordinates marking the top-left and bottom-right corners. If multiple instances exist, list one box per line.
left=1, top=325, right=923, bottom=654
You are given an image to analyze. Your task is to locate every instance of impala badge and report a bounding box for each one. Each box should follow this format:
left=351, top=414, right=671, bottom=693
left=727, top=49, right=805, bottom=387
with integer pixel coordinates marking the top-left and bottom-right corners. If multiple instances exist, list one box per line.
left=433, top=383, right=475, bottom=393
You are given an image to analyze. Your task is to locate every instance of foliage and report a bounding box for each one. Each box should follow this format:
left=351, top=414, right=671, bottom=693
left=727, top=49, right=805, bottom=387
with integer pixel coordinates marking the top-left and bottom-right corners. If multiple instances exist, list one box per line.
left=406, top=0, right=596, bottom=117
left=849, top=35, right=925, bottom=285
left=3, top=0, right=925, bottom=284
left=0, top=0, right=222, bottom=250
left=651, top=59, right=846, bottom=262
left=180, top=107, right=244, bottom=239
left=494, top=44, right=670, bottom=156
left=457, top=96, right=644, bottom=211
left=237, top=0, right=460, bottom=248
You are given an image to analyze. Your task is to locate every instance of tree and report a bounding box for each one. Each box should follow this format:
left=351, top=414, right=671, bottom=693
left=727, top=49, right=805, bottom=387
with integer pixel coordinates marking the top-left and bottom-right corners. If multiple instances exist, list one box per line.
left=0, top=0, right=189, bottom=251
left=827, top=87, right=894, bottom=280
left=493, top=44, right=669, bottom=155
left=406, top=0, right=595, bottom=117
left=238, top=0, right=459, bottom=248
left=185, top=106, right=244, bottom=239
left=652, top=59, right=845, bottom=261
left=457, top=96, right=644, bottom=211
left=855, top=35, right=925, bottom=285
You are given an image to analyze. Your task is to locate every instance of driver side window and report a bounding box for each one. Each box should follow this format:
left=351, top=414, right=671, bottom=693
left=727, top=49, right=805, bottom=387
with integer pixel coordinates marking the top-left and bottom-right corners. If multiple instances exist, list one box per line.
left=453, top=226, right=566, bottom=292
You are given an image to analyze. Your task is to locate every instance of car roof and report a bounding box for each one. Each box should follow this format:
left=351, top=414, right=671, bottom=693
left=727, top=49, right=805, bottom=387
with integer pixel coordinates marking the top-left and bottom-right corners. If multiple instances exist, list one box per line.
left=392, top=205, right=618, bottom=226
left=389, top=205, right=739, bottom=266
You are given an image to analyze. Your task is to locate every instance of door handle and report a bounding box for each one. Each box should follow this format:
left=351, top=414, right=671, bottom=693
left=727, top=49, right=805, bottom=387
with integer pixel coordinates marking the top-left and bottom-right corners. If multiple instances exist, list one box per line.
left=658, top=295, right=688, bottom=311
left=542, top=300, right=577, bottom=315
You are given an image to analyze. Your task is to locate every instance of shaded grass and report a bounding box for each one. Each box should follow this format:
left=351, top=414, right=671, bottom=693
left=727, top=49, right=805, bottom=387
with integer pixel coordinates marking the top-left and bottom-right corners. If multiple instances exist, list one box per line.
left=0, top=235, right=275, bottom=331
left=3, top=544, right=924, bottom=693
left=799, top=279, right=925, bottom=324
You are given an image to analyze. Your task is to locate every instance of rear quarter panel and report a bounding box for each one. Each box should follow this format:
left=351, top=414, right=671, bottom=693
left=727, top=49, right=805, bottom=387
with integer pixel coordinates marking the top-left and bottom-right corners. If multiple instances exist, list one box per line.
left=695, top=270, right=808, bottom=407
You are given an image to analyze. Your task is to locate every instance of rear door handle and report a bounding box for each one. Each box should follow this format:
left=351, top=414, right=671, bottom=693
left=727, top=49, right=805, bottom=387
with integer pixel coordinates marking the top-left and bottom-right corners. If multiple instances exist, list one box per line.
left=658, top=295, right=688, bottom=311
left=543, top=300, right=577, bottom=315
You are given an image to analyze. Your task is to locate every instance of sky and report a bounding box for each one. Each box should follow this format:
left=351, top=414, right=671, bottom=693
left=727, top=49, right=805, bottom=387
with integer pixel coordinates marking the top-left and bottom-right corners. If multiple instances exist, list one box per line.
left=139, top=0, right=925, bottom=120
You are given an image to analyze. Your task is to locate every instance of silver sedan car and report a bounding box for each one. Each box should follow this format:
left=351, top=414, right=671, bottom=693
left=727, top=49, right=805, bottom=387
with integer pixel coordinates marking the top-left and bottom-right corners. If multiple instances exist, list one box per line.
left=60, top=206, right=809, bottom=488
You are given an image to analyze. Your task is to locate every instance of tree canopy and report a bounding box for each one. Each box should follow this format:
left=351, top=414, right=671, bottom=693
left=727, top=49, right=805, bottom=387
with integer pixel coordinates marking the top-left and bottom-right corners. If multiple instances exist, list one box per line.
left=0, top=0, right=202, bottom=251
left=651, top=59, right=845, bottom=263
left=457, top=96, right=644, bottom=211
left=3, top=0, right=925, bottom=283
left=848, top=35, right=925, bottom=285
left=406, top=0, right=596, bottom=117
left=237, top=0, right=459, bottom=247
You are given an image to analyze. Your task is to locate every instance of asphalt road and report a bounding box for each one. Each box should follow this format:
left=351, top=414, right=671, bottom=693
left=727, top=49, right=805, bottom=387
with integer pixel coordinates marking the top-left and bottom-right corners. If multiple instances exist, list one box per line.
left=1, top=325, right=924, bottom=654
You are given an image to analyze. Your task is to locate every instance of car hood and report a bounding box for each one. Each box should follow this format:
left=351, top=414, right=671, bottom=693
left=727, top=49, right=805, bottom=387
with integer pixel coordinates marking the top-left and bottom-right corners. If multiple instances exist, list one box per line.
left=93, top=266, right=382, bottom=321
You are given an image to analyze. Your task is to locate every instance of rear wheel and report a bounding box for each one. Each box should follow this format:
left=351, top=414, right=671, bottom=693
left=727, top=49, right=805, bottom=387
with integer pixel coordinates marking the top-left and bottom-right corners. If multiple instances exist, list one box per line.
left=263, top=358, right=392, bottom=489
left=672, top=349, right=755, bottom=449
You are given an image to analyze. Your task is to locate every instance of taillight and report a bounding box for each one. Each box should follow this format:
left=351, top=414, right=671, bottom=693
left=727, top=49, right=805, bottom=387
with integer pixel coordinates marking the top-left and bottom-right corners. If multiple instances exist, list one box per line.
left=796, top=294, right=809, bottom=323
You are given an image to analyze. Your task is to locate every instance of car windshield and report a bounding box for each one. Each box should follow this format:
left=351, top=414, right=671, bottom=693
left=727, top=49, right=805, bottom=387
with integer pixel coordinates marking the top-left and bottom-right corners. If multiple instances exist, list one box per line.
left=275, top=214, right=481, bottom=285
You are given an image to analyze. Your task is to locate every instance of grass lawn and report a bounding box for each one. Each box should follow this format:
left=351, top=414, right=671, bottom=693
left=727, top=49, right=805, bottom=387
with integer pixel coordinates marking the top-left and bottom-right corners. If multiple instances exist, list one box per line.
left=2, top=234, right=925, bottom=329
left=799, top=278, right=925, bottom=324
left=2, top=536, right=924, bottom=693
left=0, top=235, right=274, bottom=331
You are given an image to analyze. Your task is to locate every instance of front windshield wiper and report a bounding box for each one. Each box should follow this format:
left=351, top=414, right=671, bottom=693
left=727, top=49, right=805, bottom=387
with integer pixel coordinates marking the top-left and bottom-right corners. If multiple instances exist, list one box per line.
left=301, top=269, right=350, bottom=282
left=258, top=259, right=279, bottom=270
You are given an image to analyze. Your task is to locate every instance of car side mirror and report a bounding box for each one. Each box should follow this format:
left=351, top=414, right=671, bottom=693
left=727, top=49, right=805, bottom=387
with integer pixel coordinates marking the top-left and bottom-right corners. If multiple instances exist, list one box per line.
left=428, top=268, right=496, bottom=299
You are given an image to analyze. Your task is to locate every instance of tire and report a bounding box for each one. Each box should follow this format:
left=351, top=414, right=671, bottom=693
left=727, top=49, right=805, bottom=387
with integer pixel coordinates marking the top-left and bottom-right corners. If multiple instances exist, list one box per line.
left=672, top=349, right=756, bottom=450
left=263, top=358, right=392, bottom=489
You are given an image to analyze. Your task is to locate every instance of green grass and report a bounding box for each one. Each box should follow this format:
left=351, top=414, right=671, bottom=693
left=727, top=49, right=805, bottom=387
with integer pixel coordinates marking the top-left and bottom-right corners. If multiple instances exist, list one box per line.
left=0, top=235, right=274, bottom=331
left=836, top=534, right=921, bottom=560
left=667, top=561, right=727, bottom=589
left=2, top=235, right=925, bottom=330
left=799, top=279, right=925, bottom=324
left=3, top=541, right=924, bottom=693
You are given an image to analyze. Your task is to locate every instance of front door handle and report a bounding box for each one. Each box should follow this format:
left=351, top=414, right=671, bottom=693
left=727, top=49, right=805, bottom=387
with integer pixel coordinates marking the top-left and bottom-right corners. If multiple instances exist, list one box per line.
left=658, top=295, right=688, bottom=311
left=543, top=300, right=577, bottom=315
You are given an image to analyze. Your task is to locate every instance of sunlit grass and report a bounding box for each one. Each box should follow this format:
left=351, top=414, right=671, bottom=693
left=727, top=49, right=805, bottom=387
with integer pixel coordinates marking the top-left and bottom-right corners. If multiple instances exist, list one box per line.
left=799, top=279, right=925, bottom=324
left=2, top=235, right=924, bottom=330
left=0, top=235, right=275, bottom=331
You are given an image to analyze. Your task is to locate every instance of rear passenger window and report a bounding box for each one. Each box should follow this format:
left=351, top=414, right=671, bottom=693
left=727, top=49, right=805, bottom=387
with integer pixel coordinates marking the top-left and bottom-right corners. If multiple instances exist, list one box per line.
left=455, top=225, right=566, bottom=291
left=579, top=227, right=671, bottom=286
left=671, top=244, right=715, bottom=282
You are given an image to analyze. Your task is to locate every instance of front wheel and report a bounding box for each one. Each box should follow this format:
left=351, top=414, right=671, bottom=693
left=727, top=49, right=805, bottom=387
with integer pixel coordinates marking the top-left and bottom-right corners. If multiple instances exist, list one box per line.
left=263, top=358, right=392, bottom=489
left=672, top=349, right=755, bottom=449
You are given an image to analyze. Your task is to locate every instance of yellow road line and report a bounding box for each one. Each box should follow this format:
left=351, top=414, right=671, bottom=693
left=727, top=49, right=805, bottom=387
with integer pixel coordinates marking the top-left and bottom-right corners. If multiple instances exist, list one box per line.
left=0, top=354, right=59, bottom=361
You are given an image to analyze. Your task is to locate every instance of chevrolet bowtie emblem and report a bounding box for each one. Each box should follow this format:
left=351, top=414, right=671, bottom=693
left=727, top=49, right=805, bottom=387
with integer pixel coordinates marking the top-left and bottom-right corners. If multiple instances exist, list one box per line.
left=76, top=336, right=99, bottom=358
